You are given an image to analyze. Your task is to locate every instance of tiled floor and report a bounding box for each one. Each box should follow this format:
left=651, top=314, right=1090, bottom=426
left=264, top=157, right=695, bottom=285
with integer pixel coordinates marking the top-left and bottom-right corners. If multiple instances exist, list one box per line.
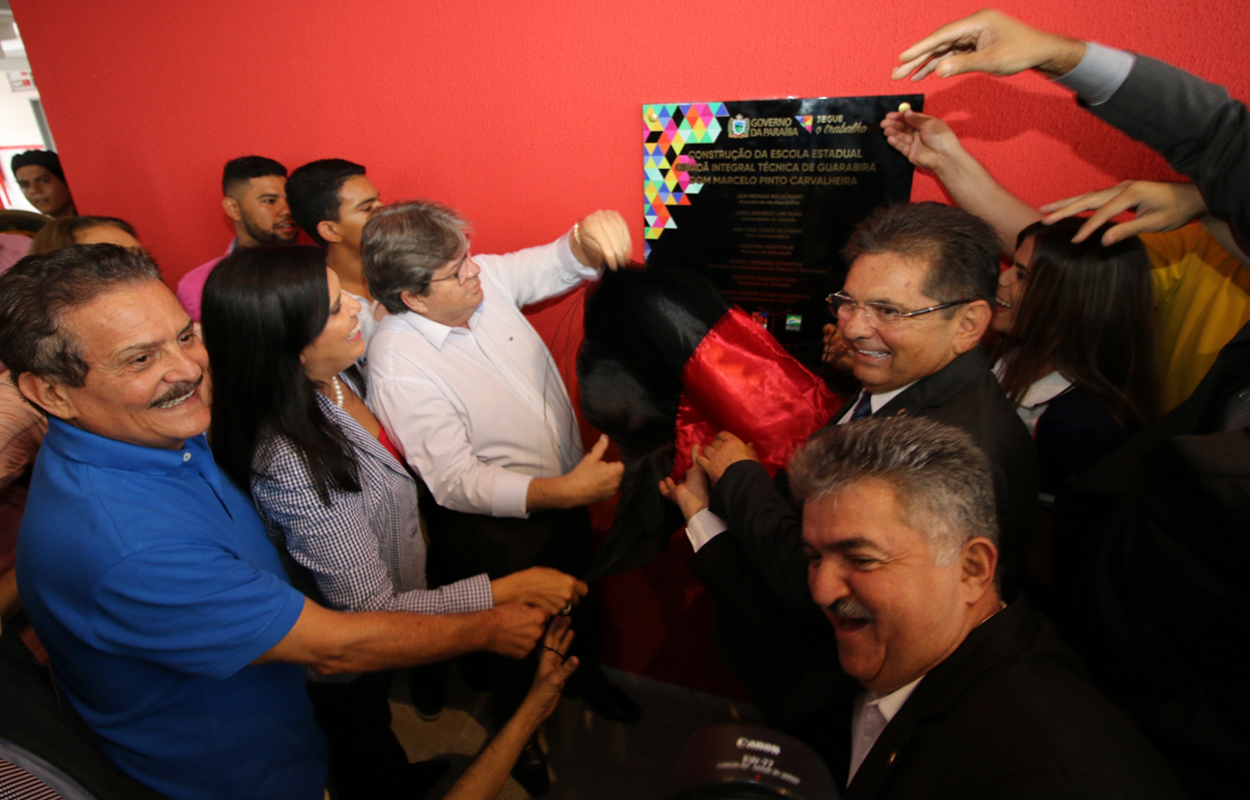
left=390, top=662, right=762, bottom=799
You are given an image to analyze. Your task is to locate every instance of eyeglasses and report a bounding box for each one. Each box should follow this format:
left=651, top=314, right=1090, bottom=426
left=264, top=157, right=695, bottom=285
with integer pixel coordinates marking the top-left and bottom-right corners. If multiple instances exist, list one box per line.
left=826, top=291, right=975, bottom=328
left=428, top=253, right=472, bottom=286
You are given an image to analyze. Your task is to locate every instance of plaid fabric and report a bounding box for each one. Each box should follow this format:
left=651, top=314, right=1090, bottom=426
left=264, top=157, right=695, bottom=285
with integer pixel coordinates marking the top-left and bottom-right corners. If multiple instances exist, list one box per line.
left=250, top=372, right=492, bottom=615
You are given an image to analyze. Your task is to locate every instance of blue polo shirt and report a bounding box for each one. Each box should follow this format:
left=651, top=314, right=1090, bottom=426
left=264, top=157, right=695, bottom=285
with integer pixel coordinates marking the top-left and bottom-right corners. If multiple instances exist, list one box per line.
left=16, top=418, right=326, bottom=800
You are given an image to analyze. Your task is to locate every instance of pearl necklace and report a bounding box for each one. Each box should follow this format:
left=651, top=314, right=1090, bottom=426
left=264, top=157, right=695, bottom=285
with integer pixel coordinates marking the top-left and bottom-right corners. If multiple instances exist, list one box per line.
left=330, top=376, right=345, bottom=408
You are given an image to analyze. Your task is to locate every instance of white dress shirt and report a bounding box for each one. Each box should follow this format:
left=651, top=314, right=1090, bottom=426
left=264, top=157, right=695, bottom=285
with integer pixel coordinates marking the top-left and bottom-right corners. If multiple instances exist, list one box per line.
left=848, top=677, right=923, bottom=784
left=367, top=233, right=600, bottom=518
left=1053, top=42, right=1136, bottom=106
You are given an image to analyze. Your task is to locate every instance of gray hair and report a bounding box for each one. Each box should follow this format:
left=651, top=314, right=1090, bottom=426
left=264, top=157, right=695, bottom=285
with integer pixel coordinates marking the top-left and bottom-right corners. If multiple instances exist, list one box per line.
left=361, top=200, right=471, bottom=314
left=0, top=243, right=162, bottom=389
left=789, top=415, right=998, bottom=563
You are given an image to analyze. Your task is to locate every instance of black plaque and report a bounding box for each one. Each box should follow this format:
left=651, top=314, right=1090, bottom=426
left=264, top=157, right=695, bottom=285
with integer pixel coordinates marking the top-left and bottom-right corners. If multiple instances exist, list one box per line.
left=644, top=95, right=922, bottom=365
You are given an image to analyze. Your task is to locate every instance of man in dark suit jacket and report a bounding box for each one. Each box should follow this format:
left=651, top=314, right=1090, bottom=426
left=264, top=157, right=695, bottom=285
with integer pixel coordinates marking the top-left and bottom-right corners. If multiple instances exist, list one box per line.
left=779, top=416, right=1186, bottom=797
left=662, top=202, right=1037, bottom=731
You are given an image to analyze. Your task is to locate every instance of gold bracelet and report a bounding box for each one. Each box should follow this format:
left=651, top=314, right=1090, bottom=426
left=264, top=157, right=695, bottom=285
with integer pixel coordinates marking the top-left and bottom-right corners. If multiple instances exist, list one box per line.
left=573, top=221, right=582, bottom=248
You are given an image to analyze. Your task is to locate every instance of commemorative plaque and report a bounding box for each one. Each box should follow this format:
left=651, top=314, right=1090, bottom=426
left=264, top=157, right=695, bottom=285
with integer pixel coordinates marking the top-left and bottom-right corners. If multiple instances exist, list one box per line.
left=644, top=95, right=922, bottom=365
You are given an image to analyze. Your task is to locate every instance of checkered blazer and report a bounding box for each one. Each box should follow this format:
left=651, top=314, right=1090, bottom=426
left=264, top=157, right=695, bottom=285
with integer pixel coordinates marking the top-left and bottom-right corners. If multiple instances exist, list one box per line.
left=250, top=372, right=492, bottom=614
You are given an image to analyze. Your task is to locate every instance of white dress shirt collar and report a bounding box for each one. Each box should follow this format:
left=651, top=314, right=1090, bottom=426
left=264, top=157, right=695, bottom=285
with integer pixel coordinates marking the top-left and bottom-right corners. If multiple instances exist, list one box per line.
left=848, top=675, right=924, bottom=784
left=838, top=381, right=916, bottom=424
left=397, top=303, right=485, bottom=350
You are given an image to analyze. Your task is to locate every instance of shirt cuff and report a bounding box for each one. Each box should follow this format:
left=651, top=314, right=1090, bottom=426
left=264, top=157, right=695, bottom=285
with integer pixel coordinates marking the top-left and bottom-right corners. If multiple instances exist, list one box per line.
left=685, top=508, right=728, bottom=553
left=1053, top=42, right=1136, bottom=106
left=559, top=227, right=605, bottom=282
left=490, top=470, right=533, bottom=519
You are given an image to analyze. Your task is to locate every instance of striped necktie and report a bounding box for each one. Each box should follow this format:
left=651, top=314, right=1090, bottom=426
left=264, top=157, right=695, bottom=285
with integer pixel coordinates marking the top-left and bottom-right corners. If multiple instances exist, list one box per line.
left=850, top=390, right=874, bottom=422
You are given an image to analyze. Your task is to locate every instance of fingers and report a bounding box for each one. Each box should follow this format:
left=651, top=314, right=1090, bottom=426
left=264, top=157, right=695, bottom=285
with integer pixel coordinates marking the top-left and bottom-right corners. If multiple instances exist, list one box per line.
left=586, top=433, right=610, bottom=461
left=1097, top=219, right=1154, bottom=247
left=658, top=477, right=675, bottom=500
left=579, top=210, right=633, bottom=270
left=896, top=19, right=977, bottom=70
left=544, top=614, right=574, bottom=652
left=892, top=50, right=942, bottom=81
left=1071, top=191, right=1138, bottom=243
left=693, top=451, right=712, bottom=473
left=1040, top=182, right=1128, bottom=218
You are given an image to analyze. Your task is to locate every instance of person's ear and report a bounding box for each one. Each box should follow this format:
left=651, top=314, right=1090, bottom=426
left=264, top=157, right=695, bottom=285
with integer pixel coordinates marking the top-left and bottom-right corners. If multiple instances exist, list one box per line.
left=318, top=219, right=343, bottom=245
left=952, top=300, right=991, bottom=354
left=222, top=195, right=243, bottom=223
left=959, top=536, right=998, bottom=603
left=400, top=290, right=428, bottom=315
left=16, top=372, right=76, bottom=422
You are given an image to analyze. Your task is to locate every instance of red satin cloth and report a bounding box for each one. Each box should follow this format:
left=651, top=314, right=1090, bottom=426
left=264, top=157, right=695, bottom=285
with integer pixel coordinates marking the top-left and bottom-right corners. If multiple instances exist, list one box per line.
left=671, top=306, right=844, bottom=481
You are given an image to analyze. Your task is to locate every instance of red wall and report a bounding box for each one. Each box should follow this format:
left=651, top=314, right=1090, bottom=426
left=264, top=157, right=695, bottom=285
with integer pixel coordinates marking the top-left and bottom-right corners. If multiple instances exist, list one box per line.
left=14, top=0, right=1250, bottom=693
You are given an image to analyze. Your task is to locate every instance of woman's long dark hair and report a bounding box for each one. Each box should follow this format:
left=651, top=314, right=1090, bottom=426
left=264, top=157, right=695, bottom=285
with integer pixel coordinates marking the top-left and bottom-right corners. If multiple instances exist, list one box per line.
left=995, top=219, right=1158, bottom=429
left=202, top=245, right=361, bottom=503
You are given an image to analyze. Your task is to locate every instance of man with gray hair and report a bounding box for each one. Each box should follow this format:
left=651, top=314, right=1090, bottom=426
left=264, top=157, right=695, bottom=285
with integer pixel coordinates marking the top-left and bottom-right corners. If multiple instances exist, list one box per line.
left=362, top=201, right=637, bottom=794
left=789, top=415, right=1183, bottom=797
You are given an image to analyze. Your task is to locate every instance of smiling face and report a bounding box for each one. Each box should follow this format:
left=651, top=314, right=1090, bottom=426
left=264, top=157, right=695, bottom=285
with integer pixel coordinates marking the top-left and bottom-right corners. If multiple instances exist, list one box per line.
left=300, top=268, right=365, bottom=382
left=802, top=479, right=981, bottom=694
left=230, top=175, right=298, bottom=245
left=992, top=236, right=1033, bottom=335
left=49, top=281, right=211, bottom=449
left=16, top=164, right=75, bottom=218
left=839, top=252, right=977, bottom=394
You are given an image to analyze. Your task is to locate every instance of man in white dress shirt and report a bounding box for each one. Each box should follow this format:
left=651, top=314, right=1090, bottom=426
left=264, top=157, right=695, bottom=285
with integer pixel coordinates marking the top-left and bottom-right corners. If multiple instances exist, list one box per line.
left=362, top=200, right=636, bottom=795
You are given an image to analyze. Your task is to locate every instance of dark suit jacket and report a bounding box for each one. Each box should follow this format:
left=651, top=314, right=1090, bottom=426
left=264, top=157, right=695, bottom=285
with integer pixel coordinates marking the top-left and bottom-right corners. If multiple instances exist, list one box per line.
left=1088, top=55, right=1250, bottom=246
left=875, top=347, right=1038, bottom=582
left=1052, top=321, right=1250, bottom=798
left=847, top=601, right=1187, bottom=800
left=688, top=347, right=1037, bottom=731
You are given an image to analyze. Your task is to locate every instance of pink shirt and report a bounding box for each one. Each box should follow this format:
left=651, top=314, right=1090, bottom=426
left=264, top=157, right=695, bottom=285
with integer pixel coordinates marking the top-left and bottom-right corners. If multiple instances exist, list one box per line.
left=176, top=240, right=235, bottom=321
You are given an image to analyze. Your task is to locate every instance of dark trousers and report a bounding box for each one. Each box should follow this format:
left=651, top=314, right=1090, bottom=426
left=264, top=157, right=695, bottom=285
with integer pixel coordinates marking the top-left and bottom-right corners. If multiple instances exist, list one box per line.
left=425, top=505, right=604, bottom=719
left=306, top=673, right=408, bottom=800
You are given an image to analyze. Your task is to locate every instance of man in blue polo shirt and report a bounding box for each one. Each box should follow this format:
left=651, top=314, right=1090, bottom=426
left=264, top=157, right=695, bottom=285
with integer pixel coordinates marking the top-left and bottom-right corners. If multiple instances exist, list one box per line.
left=0, top=244, right=563, bottom=800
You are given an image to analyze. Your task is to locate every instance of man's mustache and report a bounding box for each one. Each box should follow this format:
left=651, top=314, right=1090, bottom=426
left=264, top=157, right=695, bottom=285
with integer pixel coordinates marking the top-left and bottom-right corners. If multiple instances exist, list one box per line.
left=828, top=596, right=875, bottom=622
left=150, top=376, right=203, bottom=408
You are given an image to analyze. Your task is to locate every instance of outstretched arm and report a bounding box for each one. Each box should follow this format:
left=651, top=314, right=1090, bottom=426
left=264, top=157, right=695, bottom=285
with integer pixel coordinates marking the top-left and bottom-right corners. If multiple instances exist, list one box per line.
left=882, top=109, right=1040, bottom=256
left=892, top=9, right=1086, bottom=82
left=255, top=597, right=549, bottom=674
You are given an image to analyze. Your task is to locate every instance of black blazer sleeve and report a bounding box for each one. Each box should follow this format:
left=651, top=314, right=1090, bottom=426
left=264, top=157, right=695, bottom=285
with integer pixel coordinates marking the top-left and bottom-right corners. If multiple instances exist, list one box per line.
left=706, top=460, right=812, bottom=616
left=1089, top=55, right=1250, bottom=244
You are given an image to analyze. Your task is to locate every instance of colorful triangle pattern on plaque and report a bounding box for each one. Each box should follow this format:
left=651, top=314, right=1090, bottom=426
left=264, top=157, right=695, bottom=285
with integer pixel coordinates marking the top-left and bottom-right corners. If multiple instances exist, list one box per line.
left=643, top=102, right=729, bottom=256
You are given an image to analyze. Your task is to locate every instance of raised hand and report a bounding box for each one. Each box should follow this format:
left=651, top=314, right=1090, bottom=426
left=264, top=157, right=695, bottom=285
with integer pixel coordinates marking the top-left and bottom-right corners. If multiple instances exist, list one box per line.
left=880, top=109, right=967, bottom=173
left=1040, top=181, right=1208, bottom=245
left=524, top=616, right=579, bottom=724
left=572, top=210, right=633, bottom=270
left=892, top=9, right=1085, bottom=83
